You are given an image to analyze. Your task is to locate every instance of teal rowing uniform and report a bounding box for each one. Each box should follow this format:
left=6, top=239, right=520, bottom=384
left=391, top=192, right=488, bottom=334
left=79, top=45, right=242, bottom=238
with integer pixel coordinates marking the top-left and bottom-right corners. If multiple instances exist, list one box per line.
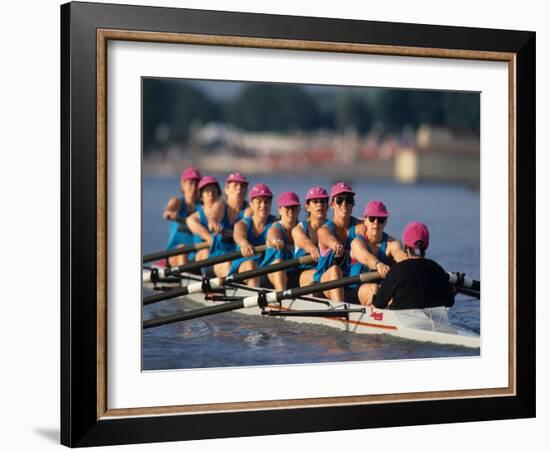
left=260, top=222, right=294, bottom=267
left=348, top=232, right=393, bottom=282
left=293, top=220, right=317, bottom=270
left=228, top=215, right=276, bottom=275
left=312, top=216, right=362, bottom=282
left=208, top=201, right=249, bottom=258
left=166, top=197, right=201, bottom=260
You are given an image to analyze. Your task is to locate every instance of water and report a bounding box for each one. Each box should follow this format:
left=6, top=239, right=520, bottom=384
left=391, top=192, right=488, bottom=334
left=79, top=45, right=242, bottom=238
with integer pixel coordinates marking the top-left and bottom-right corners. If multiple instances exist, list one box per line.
left=142, top=174, right=480, bottom=370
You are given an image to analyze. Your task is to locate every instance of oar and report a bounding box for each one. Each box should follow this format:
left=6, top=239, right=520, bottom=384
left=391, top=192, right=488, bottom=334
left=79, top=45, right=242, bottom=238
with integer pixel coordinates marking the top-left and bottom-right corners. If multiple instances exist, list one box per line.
left=456, top=286, right=480, bottom=299
left=143, top=229, right=234, bottom=263
left=143, top=242, right=209, bottom=263
left=143, top=271, right=381, bottom=329
left=143, top=244, right=267, bottom=283
left=143, top=255, right=314, bottom=305
left=447, top=272, right=480, bottom=298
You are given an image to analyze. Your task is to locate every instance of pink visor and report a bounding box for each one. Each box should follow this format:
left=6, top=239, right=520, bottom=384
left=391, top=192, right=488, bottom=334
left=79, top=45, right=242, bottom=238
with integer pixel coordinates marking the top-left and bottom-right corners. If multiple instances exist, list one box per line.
left=402, top=222, right=430, bottom=250
left=363, top=201, right=389, bottom=218
left=198, top=175, right=220, bottom=191
left=226, top=172, right=249, bottom=184
left=180, top=166, right=201, bottom=181
left=305, top=186, right=329, bottom=201
left=278, top=192, right=301, bottom=208
left=249, top=183, right=273, bottom=200
left=330, top=181, right=355, bottom=199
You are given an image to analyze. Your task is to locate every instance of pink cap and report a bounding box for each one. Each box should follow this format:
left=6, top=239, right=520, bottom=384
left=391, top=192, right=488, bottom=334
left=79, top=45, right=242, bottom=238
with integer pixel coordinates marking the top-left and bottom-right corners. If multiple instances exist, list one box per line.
left=330, top=181, right=355, bottom=199
left=363, top=201, right=389, bottom=218
left=249, top=183, right=273, bottom=200
left=226, top=172, right=249, bottom=184
left=180, top=166, right=201, bottom=181
left=305, top=186, right=329, bottom=201
left=402, top=222, right=430, bottom=250
left=278, top=192, right=301, bottom=208
left=198, top=175, right=220, bottom=191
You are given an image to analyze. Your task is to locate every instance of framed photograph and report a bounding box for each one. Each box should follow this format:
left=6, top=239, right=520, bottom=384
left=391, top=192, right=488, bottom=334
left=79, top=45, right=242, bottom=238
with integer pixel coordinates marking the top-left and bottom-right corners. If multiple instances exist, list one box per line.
left=61, top=1, right=535, bottom=447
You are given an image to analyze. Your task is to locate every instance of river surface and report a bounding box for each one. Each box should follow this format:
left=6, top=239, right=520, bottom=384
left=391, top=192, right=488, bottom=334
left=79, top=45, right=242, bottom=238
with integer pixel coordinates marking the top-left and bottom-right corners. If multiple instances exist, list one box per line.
left=142, top=174, right=480, bottom=370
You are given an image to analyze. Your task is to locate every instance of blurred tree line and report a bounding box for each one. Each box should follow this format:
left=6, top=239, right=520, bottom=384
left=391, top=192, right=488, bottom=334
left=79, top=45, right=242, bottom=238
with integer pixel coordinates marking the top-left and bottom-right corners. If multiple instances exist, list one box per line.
left=143, top=79, right=479, bottom=153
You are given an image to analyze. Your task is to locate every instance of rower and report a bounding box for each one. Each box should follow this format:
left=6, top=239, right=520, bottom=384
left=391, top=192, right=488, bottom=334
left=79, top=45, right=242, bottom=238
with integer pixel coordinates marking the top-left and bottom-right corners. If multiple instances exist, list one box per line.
left=230, top=183, right=277, bottom=287
left=185, top=175, right=224, bottom=262
left=205, top=172, right=252, bottom=270
left=349, top=201, right=408, bottom=305
left=223, top=172, right=251, bottom=225
left=314, top=182, right=365, bottom=301
left=371, top=222, right=456, bottom=309
left=262, top=192, right=301, bottom=290
left=292, top=186, right=329, bottom=287
left=162, top=166, right=201, bottom=266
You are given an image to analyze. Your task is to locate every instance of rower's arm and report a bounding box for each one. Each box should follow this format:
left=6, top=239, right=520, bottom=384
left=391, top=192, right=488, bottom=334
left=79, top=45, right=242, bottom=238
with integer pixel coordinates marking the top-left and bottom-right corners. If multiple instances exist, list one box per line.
left=317, top=225, right=338, bottom=249
left=292, top=224, right=314, bottom=252
left=163, top=196, right=180, bottom=220
left=388, top=239, right=408, bottom=262
left=266, top=225, right=283, bottom=248
left=208, top=200, right=225, bottom=224
left=186, top=212, right=211, bottom=243
left=350, top=237, right=380, bottom=270
left=233, top=221, right=249, bottom=248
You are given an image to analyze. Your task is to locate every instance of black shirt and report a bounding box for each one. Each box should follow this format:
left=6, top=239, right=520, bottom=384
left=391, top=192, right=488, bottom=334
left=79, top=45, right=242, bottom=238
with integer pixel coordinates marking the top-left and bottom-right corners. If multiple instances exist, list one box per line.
left=373, top=258, right=455, bottom=310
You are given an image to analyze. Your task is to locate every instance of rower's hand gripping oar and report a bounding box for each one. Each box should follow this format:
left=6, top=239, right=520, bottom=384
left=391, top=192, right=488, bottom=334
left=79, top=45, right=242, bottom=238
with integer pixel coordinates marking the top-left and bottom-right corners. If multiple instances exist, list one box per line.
left=143, top=244, right=267, bottom=283
left=143, top=254, right=315, bottom=306
left=143, top=271, right=381, bottom=329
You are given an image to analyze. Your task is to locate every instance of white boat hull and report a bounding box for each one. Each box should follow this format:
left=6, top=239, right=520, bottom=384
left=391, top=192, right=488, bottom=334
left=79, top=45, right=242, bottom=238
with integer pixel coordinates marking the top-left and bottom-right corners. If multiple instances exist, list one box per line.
left=144, top=270, right=480, bottom=349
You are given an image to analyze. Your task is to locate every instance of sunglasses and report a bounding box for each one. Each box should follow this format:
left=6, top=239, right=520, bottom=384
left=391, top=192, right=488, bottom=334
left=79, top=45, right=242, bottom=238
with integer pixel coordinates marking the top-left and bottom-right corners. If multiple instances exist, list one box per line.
left=334, top=196, right=355, bottom=206
left=308, top=198, right=328, bottom=205
left=367, top=216, right=387, bottom=224
left=282, top=205, right=301, bottom=212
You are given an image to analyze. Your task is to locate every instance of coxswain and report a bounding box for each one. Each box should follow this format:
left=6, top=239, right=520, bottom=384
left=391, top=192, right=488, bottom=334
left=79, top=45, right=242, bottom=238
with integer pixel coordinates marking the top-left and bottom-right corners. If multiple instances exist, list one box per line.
left=162, top=166, right=201, bottom=266
left=292, top=186, right=329, bottom=287
left=349, top=201, right=407, bottom=305
left=229, top=183, right=277, bottom=286
left=371, top=222, right=456, bottom=309
left=262, top=192, right=301, bottom=290
left=185, top=176, right=224, bottom=262
left=314, top=182, right=365, bottom=301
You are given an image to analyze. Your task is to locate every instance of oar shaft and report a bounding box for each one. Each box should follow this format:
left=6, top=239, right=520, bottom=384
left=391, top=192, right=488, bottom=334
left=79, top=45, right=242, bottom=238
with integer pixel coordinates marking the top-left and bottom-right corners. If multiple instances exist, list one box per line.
left=143, top=242, right=209, bottom=263
left=456, top=286, right=480, bottom=299
left=229, top=255, right=314, bottom=283
left=169, top=245, right=267, bottom=275
left=143, top=300, right=244, bottom=329
left=143, top=286, right=189, bottom=305
left=277, top=271, right=381, bottom=300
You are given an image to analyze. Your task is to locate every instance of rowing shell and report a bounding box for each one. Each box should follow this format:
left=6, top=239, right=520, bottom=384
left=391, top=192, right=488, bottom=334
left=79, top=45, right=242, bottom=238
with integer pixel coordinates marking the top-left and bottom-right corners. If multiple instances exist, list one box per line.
left=143, top=270, right=480, bottom=349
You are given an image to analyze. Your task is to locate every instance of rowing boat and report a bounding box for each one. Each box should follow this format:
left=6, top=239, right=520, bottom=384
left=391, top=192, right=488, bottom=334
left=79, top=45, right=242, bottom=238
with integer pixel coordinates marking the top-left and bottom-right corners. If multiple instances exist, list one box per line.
left=143, top=269, right=480, bottom=349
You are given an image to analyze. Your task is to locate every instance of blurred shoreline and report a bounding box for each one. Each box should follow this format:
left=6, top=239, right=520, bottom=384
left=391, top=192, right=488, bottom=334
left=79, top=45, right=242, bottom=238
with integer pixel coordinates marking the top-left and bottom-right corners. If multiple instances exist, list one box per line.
left=143, top=125, right=480, bottom=190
